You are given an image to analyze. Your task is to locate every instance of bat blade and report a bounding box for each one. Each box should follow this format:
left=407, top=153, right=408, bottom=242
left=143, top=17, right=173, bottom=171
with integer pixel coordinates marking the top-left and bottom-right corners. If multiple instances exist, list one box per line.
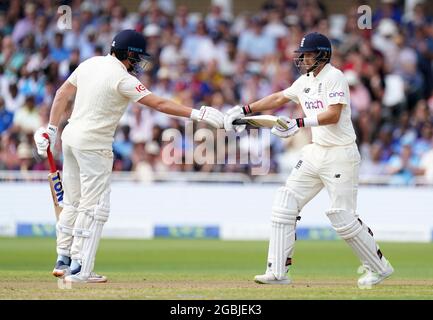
left=48, top=170, right=64, bottom=221
left=42, top=132, right=63, bottom=220
left=232, top=115, right=288, bottom=129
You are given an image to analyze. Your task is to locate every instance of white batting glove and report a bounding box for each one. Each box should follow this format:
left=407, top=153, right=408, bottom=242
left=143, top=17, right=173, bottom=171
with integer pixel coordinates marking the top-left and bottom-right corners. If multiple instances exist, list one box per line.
left=190, top=106, right=224, bottom=129
left=224, top=105, right=247, bottom=133
left=271, top=116, right=299, bottom=138
left=33, top=124, right=58, bottom=156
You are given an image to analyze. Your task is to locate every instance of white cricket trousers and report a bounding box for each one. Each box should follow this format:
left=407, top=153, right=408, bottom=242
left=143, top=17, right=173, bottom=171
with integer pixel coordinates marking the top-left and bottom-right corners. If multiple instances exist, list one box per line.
left=287, top=142, right=361, bottom=213
left=56, top=143, right=113, bottom=259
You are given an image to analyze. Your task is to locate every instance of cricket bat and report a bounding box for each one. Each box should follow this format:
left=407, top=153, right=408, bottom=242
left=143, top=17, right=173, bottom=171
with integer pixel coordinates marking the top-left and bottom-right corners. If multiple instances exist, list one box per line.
left=232, top=115, right=289, bottom=129
left=43, top=133, right=64, bottom=220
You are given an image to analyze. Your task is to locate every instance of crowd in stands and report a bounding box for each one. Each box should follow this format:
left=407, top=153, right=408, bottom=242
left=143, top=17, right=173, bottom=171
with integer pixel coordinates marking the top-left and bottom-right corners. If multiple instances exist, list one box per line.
left=0, top=0, right=432, bottom=184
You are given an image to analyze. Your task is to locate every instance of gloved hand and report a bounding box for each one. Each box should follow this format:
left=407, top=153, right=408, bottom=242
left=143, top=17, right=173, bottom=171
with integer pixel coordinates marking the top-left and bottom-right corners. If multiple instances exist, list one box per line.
left=224, top=105, right=246, bottom=133
left=271, top=116, right=299, bottom=138
left=33, top=124, right=58, bottom=156
left=190, top=106, right=224, bottom=129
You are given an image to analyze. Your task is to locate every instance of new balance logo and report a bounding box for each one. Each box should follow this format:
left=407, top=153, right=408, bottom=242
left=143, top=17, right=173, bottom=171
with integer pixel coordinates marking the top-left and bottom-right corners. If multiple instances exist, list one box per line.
left=295, top=160, right=303, bottom=169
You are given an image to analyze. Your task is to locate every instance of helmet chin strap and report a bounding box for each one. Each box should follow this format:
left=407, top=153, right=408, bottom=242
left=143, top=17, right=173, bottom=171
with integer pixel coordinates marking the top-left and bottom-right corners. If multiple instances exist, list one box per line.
left=306, top=51, right=326, bottom=76
left=306, top=64, right=318, bottom=76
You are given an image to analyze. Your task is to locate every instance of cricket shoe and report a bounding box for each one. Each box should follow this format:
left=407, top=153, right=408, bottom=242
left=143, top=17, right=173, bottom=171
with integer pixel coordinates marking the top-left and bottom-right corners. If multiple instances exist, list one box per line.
left=64, top=272, right=108, bottom=283
left=254, top=272, right=291, bottom=285
left=52, top=260, right=71, bottom=278
left=357, top=259, right=394, bottom=288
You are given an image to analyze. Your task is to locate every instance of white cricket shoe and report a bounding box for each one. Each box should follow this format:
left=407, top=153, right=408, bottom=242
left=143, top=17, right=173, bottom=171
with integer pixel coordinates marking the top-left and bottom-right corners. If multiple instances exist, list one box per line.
left=254, top=272, right=291, bottom=285
left=64, top=272, right=108, bottom=283
left=357, top=259, right=394, bottom=288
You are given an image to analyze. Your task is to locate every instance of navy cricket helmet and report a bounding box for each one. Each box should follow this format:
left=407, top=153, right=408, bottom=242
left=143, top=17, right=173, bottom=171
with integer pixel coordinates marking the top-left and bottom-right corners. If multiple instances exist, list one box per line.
left=294, top=32, right=332, bottom=75
left=111, top=29, right=152, bottom=75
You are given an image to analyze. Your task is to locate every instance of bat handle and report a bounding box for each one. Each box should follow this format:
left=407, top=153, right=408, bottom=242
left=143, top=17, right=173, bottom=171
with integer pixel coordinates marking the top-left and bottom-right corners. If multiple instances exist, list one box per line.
left=42, top=133, right=57, bottom=173
left=232, top=119, right=248, bottom=125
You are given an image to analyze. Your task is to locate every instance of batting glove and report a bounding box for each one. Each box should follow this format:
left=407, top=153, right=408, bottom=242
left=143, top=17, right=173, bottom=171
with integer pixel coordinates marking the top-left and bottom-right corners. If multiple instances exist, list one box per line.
left=190, top=106, right=224, bottom=129
left=224, top=105, right=252, bottom=133
left=271, top=116, right=299, bottom=138
left=33, top=124, right=58, bottom=156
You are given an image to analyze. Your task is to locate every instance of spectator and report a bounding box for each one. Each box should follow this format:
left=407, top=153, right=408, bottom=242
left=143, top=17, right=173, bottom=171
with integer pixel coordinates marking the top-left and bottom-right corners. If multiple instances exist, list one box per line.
left=237, top=17, right=276, bottom=62
left=113, top=125, right=134, bottom=171
left=0, top=97, right=13, bottom=134
left=360, top=143, right=388, bottom=177
left=50, top=32, right=70, bottom=63
left=1, top=83, right=24, bottom=113
left=0, top=36, right=26, bottom=79
left=160, top=34, right=184, bottom=73
left=386, top=143, right=423, bottom=185
left=0, top=0, right=430, bottom=183
left=17, top=141, right=34, bottom=172
left=345, top=70, right=371, bottom=119
left=11, top=2, right=36, bottom=44
left=419, top=146, right=433, bottom=183
left=12, top=95, right=41, bottom=134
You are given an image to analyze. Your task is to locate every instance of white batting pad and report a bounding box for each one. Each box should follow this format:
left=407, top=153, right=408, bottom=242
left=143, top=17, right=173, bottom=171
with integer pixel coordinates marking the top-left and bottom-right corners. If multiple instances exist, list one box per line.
left=79, top=190, right=110, bottom=277
left=267, top=187, right=299, bottom=279
left=56, top=205, right=78, bottom=257
left=326, top=209, right=388, bottom=274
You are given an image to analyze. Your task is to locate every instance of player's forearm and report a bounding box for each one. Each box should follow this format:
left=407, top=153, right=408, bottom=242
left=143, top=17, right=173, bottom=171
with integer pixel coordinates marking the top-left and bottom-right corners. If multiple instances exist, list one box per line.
left=49, top=94, right=69, bottom=127
left=295, top=104, right=342, bottom=128
left=152, top=98, right=192, bottom=118
left=49, top=82, right=77, bottom=127
left=248, top=92, right=289, bottom=113
left=316, top=109, right=341, bottom=125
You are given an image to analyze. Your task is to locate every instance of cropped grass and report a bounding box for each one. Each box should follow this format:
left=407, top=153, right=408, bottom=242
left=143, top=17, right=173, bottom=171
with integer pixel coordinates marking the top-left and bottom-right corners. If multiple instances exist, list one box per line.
left=1, top=237, right=432, bottom=299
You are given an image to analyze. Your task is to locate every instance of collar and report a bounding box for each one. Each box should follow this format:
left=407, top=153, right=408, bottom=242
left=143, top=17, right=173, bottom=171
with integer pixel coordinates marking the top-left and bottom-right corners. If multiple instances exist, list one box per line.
left=107, top=54, right=127, bottom=71
left=313, top=63, right=332, bottom=81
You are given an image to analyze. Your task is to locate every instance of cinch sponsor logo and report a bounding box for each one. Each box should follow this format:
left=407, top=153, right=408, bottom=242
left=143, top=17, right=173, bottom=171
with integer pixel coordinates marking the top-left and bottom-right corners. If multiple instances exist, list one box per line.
left=329, top=91, right=345, bottom=97
left=304, top=100, right=324, bottom=109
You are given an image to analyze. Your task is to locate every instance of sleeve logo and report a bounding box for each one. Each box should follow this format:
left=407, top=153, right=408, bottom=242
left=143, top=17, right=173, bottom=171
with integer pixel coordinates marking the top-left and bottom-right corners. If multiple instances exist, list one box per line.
left=135, top=84, right=147, bottom=93
left=329, top=91, right=344, bottom=97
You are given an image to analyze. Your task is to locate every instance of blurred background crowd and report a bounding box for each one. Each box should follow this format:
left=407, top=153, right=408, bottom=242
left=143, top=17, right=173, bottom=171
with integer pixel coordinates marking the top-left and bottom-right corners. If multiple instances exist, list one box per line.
left=0, top=0, right=432, bottom=184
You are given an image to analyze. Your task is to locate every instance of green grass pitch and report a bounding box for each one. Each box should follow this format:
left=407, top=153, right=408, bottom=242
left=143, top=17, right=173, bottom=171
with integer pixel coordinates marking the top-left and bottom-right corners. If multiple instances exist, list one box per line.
left=1, top=237, right=433, bottom=299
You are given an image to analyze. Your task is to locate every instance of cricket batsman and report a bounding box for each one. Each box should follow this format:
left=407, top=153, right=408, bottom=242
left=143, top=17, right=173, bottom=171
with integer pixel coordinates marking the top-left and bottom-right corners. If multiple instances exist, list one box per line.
left=34, top=29, right=224, bottom=283
left=224, top=32, right=394, bottom=287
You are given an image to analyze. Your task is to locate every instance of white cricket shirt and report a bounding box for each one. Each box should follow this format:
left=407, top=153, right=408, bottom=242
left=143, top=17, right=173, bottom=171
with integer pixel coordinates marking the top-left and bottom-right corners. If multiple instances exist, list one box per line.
left=283, top=64, right=356, bottom=146
left=62, top=54, right=152, bottom=150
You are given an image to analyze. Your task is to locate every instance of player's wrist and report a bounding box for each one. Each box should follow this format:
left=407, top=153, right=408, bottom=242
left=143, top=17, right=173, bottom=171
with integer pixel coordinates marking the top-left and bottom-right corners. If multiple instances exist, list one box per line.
left=47, top=124, right=58, bottom=135
left=242, top=104, right=253, bottom=115
left=296, top=116, right=319, bottom=128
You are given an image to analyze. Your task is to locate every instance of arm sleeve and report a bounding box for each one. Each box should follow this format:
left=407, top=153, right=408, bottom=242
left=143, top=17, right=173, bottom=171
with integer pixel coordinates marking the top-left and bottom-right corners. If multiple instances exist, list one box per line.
left=282, top=78, right=301, bottom=103
left=326, top=72, right=350, bottom=106
left=117, top=75, right=152, bottom=102
left=66, top=67, right=78, bottom=87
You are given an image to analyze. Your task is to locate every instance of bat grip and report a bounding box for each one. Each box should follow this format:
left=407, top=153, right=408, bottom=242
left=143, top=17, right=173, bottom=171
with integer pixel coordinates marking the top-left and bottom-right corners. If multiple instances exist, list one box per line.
left=42, top=133, right=57, bottom=173
left=232, top=119, right=248, bottom=125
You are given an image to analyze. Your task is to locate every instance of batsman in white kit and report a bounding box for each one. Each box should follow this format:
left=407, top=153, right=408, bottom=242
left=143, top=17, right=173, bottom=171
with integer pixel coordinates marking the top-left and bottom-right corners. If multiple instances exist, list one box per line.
left=224, top=32, right=394, bottom=287
left=34, top=30, right=224, bottom=283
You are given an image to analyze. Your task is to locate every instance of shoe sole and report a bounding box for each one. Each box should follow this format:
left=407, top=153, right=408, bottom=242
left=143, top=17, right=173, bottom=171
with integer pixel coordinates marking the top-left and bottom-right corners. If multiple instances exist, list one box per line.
left=64, top=276, right=108, bottom=284
left=87, top=277, right=108, bottom=284
left=254, top=278, right=291, bottom=285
